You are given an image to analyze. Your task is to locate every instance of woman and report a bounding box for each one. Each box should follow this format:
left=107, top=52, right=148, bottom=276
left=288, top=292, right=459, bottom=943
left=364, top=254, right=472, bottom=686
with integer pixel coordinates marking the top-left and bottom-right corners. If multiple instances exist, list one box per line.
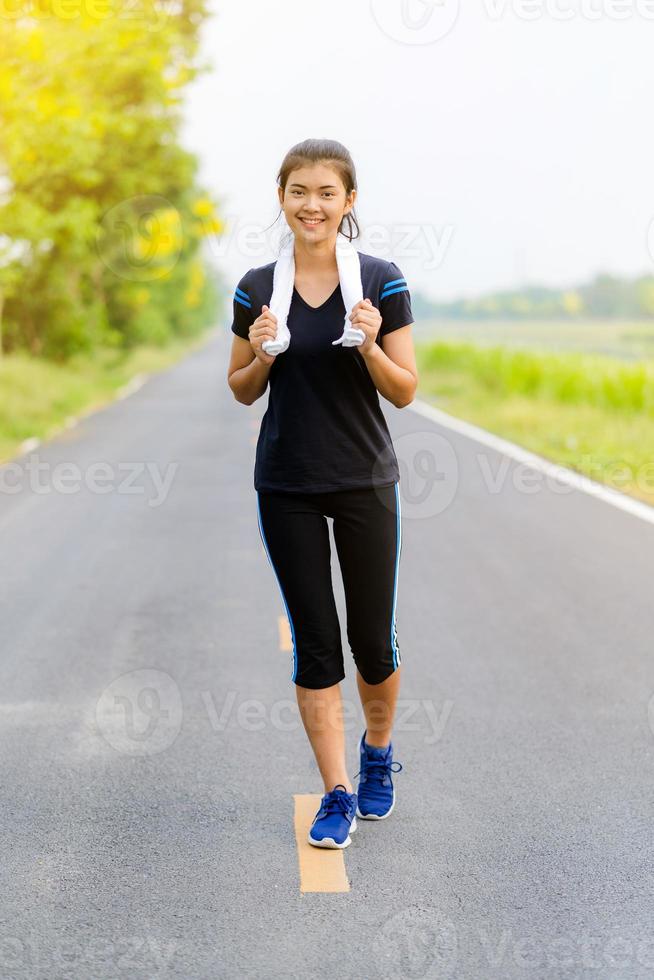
left=227, top=138, right=418, bottom=849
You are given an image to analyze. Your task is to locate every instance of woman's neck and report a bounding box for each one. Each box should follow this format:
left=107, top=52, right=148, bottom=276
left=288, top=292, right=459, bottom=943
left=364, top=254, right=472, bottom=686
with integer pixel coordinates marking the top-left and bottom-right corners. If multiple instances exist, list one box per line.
left=293, top=235, right=338, bottom=277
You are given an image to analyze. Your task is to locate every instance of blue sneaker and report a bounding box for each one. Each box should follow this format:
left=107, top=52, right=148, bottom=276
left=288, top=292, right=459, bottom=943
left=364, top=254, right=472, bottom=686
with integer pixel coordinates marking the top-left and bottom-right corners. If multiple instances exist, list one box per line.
left=354, top=730, right=403, bottom=820
left=307, top=784, right=358, bottom=848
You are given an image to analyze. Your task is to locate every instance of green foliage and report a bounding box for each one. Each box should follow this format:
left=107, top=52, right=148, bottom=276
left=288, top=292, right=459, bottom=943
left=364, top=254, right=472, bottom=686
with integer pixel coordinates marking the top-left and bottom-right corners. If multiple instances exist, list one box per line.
left=0, top=2, right=223, bottom=360
left=421, top=273, right=654, bottom=321
left=416, top=340, right=654, bottom=415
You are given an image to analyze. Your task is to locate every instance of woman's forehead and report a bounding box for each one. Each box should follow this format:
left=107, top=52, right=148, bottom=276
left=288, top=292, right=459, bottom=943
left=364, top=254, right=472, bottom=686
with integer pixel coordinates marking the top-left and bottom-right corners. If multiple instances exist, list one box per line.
left=286, top=162, right=344, bottom=188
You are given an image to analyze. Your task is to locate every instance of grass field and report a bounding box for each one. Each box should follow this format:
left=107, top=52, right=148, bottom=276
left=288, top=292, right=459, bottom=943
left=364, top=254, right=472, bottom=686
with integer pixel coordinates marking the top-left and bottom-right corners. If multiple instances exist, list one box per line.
left=415, top=333, right=654, bottom=508
left=0, top=330, right=214, bottom=464
left=413, top=317, right=654, bottom=360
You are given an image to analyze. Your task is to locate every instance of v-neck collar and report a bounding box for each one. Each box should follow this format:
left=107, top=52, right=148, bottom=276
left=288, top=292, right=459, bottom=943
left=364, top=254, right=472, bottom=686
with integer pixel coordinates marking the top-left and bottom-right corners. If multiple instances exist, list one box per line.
left=293, top=284, right=341, bottom=312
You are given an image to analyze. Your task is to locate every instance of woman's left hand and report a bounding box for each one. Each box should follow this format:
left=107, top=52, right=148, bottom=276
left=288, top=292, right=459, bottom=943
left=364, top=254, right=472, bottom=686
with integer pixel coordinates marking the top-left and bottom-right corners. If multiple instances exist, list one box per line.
left=348, top=298, right=382, bottom=355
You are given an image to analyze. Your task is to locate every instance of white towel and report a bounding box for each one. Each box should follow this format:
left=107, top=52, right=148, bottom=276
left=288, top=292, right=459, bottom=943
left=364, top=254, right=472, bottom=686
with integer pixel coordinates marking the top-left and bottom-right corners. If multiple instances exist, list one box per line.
left=262, top=233, right=366, bottom=355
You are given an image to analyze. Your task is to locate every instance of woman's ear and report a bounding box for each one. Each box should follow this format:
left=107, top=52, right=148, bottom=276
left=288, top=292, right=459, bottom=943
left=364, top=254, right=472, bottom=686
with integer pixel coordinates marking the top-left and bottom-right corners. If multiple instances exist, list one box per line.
left=343, top=187, right=356, bottom=214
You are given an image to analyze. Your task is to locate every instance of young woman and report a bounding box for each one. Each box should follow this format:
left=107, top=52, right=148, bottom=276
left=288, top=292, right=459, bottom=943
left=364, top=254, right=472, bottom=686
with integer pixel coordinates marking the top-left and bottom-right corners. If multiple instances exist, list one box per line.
left=227, top=139, right=418, bottom=849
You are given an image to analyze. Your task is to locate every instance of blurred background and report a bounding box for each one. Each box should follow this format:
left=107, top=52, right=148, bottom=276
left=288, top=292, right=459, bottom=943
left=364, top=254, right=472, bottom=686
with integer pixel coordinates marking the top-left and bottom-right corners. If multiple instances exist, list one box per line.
left=2, top=0, right=653, bottom=505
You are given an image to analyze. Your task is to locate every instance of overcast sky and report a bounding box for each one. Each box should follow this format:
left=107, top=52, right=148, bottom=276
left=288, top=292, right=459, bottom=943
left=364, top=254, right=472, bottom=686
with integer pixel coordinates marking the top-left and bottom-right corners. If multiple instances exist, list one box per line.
left=181, top=0, right=654, bottom=302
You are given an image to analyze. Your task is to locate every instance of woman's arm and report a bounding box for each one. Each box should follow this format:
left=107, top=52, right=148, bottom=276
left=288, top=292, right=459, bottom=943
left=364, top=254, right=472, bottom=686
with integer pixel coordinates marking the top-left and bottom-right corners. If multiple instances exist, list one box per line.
left=360, top=325, right=418, bottom=408
left=227, top=337, right=273, bottom=405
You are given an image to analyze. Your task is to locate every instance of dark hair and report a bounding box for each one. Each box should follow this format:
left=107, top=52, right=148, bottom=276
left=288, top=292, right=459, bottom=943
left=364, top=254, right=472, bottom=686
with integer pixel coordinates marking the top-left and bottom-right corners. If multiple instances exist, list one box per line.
left=270, top=138, right=361, bottom=244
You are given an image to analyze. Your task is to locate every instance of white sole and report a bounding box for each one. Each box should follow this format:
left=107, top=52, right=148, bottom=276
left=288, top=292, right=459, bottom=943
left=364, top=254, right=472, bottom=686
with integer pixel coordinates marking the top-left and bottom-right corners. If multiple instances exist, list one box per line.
left=356, top=792, right=395, bottom=820
left=307, top=815, right=357, bottom=848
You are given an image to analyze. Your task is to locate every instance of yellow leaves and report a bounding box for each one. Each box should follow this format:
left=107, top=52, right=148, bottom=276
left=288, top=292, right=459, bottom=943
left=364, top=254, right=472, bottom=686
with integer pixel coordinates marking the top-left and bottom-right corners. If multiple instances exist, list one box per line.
left=36, top=89, right=58, bottom=118
left=189, top=199, right=223, bottom=238
left=0, top=69, right=13, bottom=100
left=134, top=208, right=183, bottom=261
left=35, top=87, right=82, bottom=121
left=79, top=0, right=115, bottom=24
left=188, top=216, right=223, bottom=237
left=117, top=29, right=142, bottom=49
left=191, top=197, right=213, bottom=217
left=61, top=101, right=82, bottom=120
left=204, top=216, right=223, bottom=235
left=189, top=260, right=204, bottom=288
left=165, top=66, right=192, bottom=90
left=184, top=258, right=204, bottom=308
left=89, top=112, right=106, bottom=138
left=562, top=291, right=583, bottom=316
left=26, top=30, right=45, bottom=62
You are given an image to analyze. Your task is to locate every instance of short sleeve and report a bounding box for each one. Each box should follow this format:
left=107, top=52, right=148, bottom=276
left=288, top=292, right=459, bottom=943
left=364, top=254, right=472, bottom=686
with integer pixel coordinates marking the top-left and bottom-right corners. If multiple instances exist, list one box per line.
left=378, top=261, right=414, bottom=336
left=230, top=269, right=255, bottom=340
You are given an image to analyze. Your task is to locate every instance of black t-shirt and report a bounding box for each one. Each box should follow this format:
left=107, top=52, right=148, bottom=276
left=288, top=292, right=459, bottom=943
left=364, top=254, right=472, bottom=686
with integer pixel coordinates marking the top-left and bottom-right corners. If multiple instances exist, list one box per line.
left=230, top=250, right=414, bottom=494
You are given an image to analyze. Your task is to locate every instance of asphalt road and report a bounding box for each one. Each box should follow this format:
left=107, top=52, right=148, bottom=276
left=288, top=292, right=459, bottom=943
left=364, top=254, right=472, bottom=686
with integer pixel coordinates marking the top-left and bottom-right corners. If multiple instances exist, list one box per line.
left=1, top=326, right=653, bottom=980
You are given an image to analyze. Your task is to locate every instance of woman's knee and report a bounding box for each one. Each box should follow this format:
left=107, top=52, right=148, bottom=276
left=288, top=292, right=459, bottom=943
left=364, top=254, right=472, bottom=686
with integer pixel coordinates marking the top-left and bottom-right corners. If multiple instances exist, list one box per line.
left=353, top=653, right=400, bottom=686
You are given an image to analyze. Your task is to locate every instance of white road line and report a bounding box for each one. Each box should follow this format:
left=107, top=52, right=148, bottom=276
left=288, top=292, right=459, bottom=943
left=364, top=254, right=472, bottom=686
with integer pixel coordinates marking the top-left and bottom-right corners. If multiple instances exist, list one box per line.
left=408, top=396, right=654, bottom=527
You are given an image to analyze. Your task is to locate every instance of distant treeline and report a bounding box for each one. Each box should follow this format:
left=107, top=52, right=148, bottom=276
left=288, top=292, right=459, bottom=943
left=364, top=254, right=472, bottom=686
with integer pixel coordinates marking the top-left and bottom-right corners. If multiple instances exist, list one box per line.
left=0, top=1, right=221, bottom=362
left=413, top=273, right=654, bottom=320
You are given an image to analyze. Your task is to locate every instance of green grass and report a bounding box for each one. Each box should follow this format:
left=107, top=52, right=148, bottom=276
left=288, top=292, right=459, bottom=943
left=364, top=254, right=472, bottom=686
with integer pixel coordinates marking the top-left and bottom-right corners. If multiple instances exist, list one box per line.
left=0, top=329, right=216, bottom=464
left=415, top=340, right=654, bottom=508
left=414, top=317, right=654, bottom=360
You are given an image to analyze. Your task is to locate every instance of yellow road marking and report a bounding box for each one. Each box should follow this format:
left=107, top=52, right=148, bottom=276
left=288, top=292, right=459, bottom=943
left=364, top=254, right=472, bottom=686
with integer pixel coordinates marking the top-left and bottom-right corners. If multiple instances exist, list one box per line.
left=294, top=794, right=352, bottom=893
left=278, top=615, right=292, bottom=651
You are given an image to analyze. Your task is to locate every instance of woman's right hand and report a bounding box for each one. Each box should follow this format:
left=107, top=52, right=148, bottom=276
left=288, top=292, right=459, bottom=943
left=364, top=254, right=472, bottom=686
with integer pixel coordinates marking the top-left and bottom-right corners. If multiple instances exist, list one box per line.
left=249, top=305, right=278, bottom=365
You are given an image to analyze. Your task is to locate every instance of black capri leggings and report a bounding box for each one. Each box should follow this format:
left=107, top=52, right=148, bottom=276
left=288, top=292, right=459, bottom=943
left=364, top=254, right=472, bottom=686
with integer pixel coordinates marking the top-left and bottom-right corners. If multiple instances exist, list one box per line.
left=256, top=482, right=402, bottom=689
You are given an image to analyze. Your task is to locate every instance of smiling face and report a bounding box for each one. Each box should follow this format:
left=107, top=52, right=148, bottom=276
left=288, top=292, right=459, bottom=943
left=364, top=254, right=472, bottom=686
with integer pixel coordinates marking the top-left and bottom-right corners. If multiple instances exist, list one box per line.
left=279, top=161, right=356, bottom=243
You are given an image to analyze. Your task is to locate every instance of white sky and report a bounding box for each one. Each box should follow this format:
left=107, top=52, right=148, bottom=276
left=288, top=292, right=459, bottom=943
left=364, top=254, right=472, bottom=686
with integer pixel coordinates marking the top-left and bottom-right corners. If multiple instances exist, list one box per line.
left=181, top=0, right=654, bottom=302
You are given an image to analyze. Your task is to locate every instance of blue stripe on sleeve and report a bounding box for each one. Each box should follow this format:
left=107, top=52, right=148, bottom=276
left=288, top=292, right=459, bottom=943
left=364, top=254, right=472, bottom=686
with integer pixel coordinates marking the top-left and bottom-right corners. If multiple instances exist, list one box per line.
left=380, top=284, right=408, bottom=301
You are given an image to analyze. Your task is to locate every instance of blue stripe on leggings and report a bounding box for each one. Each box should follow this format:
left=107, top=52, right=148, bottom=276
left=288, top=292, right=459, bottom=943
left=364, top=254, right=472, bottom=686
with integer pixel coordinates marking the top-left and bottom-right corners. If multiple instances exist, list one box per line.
left=256, top=492, right=298, bottom=681
left=390, top=482, right=402, bottom=668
